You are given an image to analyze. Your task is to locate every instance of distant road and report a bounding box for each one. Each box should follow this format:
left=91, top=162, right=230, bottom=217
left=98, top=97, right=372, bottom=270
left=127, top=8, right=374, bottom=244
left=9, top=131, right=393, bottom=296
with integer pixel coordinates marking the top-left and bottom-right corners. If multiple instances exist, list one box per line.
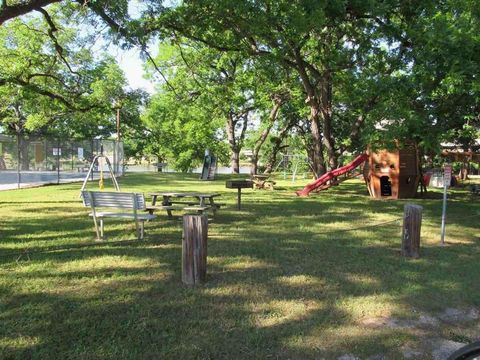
left=0, top=170, right=102, bottom=190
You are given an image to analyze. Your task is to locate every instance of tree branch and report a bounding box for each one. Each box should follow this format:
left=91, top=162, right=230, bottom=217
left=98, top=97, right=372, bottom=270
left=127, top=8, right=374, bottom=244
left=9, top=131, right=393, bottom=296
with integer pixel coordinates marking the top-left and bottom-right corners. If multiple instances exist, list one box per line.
left=1, top=76, right=97, bottom=112
left=35, top=7, right=80, bottom=76
left=142, top=49, right=179, bottom=97
left=0, top=0, right=61, bottom=25
left=174, top=39, right=204, bottom=90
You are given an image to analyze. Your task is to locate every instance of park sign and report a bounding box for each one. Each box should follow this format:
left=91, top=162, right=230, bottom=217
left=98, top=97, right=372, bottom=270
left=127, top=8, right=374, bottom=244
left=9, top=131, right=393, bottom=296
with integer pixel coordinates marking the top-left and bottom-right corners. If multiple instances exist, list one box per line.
left=444, top=164, right=452, bottom=187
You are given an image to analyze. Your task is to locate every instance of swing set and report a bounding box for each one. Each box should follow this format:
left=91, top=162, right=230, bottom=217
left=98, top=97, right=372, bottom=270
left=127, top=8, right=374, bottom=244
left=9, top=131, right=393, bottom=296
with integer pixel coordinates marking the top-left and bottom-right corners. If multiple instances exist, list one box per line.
left=80, top=146, right=120, bottom=196
left=273, top=153, right=315, bottom=182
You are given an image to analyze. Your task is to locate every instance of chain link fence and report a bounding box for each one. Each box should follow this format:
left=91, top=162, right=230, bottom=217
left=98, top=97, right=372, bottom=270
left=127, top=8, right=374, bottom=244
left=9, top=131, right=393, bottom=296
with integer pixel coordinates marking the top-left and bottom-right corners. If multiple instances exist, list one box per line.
left=0, top=134, right=123, bottom=190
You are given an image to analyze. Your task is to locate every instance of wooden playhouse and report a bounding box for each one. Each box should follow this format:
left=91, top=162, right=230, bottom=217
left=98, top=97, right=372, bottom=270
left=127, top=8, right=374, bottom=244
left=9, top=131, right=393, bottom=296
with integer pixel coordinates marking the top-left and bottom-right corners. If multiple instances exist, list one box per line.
left=363, top=144, right=420, bottom=199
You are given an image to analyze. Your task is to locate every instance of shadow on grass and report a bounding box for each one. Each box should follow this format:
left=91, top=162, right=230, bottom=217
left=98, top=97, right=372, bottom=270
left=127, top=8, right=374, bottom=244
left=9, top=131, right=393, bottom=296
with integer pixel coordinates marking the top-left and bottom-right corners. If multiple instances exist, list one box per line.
left=1, top=176, right=479, bottom=358
left=2, top=230, right=479, bottom=358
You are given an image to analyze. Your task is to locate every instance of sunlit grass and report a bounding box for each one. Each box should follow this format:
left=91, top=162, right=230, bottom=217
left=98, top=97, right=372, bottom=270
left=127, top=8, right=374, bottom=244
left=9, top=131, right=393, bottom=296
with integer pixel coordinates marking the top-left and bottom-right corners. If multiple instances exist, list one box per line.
left=0, top=173, right=479, bottom=358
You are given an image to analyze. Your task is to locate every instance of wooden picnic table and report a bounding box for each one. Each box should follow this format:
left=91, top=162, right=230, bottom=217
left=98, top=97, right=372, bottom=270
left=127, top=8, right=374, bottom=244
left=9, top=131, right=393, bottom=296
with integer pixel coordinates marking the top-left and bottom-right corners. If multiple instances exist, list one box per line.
left=148, top=192, right=222, bottom=218
left=251, top=174, right=276, bottom=190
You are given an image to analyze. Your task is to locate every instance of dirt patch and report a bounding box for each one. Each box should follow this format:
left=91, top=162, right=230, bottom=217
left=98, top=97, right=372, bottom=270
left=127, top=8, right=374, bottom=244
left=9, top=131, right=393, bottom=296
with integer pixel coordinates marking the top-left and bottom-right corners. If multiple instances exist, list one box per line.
left=337, top=354, right=359, bottom=360
left=358, top=307, right=478, bottom=359
left=438, top=308, right=480, bottom=324
left=430, top=338, right=467, bottom=360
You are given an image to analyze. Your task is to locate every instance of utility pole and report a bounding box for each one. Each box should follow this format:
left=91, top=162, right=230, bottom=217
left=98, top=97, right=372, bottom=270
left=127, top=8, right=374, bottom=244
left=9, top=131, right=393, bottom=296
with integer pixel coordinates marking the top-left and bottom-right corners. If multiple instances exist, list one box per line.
left=116, top=108, right=121, bottom=141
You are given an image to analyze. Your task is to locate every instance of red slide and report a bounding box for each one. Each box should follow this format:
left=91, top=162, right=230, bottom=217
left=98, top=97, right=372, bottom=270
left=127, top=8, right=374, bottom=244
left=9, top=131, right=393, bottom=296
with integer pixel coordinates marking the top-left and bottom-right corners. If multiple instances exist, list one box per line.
left=296, top=153, right=368, bottom=197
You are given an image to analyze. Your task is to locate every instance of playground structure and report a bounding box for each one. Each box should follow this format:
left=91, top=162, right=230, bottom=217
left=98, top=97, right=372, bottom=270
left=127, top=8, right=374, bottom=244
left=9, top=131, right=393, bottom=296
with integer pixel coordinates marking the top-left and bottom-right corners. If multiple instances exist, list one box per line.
left=199, top=152, right=217, bottom=180
left=296, top=153, right=368, bottom=197
left=363, top=144, right=420, bottom=199
left=296, top=144, right=421, bottom=199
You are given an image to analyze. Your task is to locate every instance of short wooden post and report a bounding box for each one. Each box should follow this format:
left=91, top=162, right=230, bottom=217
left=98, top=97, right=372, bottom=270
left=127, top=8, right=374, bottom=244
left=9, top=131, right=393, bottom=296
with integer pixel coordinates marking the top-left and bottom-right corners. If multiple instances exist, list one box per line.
left=237, top=188, right=242, bottom=210
left=401, top=204, right=422, bottom=258
left=182, top=215, right=208, bottom=285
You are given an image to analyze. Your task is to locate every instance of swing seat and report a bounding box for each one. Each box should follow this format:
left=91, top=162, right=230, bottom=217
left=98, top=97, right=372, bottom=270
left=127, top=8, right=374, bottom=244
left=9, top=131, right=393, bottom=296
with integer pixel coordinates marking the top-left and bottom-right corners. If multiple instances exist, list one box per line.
left=82, top=191, right=156, bottom=241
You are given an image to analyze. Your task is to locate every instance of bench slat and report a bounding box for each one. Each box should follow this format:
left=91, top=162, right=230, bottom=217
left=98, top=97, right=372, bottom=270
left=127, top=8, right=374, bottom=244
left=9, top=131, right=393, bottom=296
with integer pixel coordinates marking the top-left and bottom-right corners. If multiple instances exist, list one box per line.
left=146, top=205, right=184, bottom=211
left=183, top=206, right=209, bottom=211
left=82, top=191, right=146, bottom=209
left=89, top=212, right=156, bottom=220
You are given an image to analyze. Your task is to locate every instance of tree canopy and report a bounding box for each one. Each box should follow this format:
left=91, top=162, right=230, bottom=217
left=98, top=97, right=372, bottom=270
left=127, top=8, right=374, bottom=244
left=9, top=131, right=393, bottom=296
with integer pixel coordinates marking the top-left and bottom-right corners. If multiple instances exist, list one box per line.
left=0, top=4, right=145, bottom=142
left=1, top=0, right=479, bottom=174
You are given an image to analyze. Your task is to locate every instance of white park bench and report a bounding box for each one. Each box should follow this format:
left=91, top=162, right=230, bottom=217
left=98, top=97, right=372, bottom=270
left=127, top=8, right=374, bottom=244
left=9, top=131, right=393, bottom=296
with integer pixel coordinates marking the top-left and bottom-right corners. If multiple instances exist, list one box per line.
left=81, top=191, right=156, bottom=241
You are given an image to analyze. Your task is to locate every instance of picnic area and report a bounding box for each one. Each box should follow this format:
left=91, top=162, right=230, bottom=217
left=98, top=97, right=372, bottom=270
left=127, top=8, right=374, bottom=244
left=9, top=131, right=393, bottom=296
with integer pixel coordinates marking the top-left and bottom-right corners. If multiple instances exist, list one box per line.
left=1, top=173, right=479, bottom=359
left=1, top=1, right=480, bottom=358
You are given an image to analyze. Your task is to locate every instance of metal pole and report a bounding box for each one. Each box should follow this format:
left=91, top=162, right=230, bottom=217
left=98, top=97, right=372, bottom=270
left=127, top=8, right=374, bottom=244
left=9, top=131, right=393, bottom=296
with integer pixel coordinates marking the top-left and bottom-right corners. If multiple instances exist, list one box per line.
left=80, top=155, right=99, bottom=196
left=57, top=140, right=60, bottom=184
left=440, top=181, right=447, bottom=245
left=44, top=139, right=47, bottom=171
left=116, top=108, right=121, bottom=141
left=292, top=161, right=298, bottom=183
left=115, top=106, right=121, bottom=175
left=112, top=141, right=116, bottom=175
left=16, top=134, right=20, bottom=189
left=104, top=156, right=120, bottom=191
left=91, top=140, right=94, bottom=181
left=440, top=164, right=451, bottom=245
left=71, top=142, right=74, bottom=171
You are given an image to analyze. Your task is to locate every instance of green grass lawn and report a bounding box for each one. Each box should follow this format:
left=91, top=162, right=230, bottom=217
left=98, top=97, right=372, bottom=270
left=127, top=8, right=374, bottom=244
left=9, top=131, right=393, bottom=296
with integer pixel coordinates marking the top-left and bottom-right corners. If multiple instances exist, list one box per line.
left=0, top=173, right=479, bottom=359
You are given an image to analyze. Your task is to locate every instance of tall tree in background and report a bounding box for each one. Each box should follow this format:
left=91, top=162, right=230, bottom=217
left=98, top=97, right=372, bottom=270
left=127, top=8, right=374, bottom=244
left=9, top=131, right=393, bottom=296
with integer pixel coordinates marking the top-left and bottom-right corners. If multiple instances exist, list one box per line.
left=144, top=42, right=258, bottom=173
left=2, top=0, right=479, bottom=175
left=0, top=6, right=142, bottom=137
left=357, top=1, right=480, bottom=154
left=140, top=1, right=413, bottom=175
left=0, top=6, right=146, bottom=168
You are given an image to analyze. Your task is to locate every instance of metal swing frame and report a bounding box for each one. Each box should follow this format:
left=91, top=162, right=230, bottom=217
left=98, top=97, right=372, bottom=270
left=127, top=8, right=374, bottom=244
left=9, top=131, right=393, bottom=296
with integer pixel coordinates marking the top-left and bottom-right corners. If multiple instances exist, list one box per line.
left=80, top=154, right=120, bottom=196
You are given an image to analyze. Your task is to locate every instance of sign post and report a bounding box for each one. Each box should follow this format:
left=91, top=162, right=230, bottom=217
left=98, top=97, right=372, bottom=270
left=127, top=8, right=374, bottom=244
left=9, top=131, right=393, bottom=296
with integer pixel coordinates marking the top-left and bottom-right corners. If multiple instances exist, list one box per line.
left=440, top=164, right=452, bottom=245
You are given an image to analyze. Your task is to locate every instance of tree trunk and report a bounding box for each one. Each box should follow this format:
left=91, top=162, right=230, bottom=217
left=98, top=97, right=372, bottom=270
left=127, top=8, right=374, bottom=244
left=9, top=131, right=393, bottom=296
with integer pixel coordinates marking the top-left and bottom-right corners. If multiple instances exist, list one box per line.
left=231, top=148, right=240, bottom=174
left=263, top=142, right=287, bottom=174
left=293, top=49, right=326, bottom=176
left=226, top=112, right=239, bottom=173
left=18, top=136, right=30, bottom=171
left=319, top=71, right=337, bottom=170
left=309, top=112, right=326, bottom=176
left=250, top=99, right=282, bottom=175
left=263, top=115, right=297, bottom=174
left=459, top=159, right=469, bottom=181
left=226, top=111, right=249, bottom=174
left=251, top=156, right=258, bottom=175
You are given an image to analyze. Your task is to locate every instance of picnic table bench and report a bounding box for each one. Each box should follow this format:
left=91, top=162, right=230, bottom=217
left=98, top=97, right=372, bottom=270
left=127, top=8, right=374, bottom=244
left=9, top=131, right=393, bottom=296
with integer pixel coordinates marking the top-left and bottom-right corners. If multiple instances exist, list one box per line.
left=251, top=174, right=276, bottom=190
left=147, top=192, right=222, bottom=218
left=82, top=190, right=156, bottom=241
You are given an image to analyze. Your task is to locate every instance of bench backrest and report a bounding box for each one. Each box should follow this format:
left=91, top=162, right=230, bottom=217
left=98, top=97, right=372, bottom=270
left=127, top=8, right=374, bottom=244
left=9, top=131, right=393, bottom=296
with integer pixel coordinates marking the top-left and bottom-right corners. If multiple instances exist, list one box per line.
left=82, top=191, right=146, bottom=210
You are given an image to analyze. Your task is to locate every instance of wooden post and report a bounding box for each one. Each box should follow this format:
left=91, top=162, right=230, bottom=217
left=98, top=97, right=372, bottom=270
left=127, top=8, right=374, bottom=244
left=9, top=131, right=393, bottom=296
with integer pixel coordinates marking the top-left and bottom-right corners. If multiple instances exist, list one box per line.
left=182, top=215, right=208, bottom=285
left=401, top=204, right=422, bottom=258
